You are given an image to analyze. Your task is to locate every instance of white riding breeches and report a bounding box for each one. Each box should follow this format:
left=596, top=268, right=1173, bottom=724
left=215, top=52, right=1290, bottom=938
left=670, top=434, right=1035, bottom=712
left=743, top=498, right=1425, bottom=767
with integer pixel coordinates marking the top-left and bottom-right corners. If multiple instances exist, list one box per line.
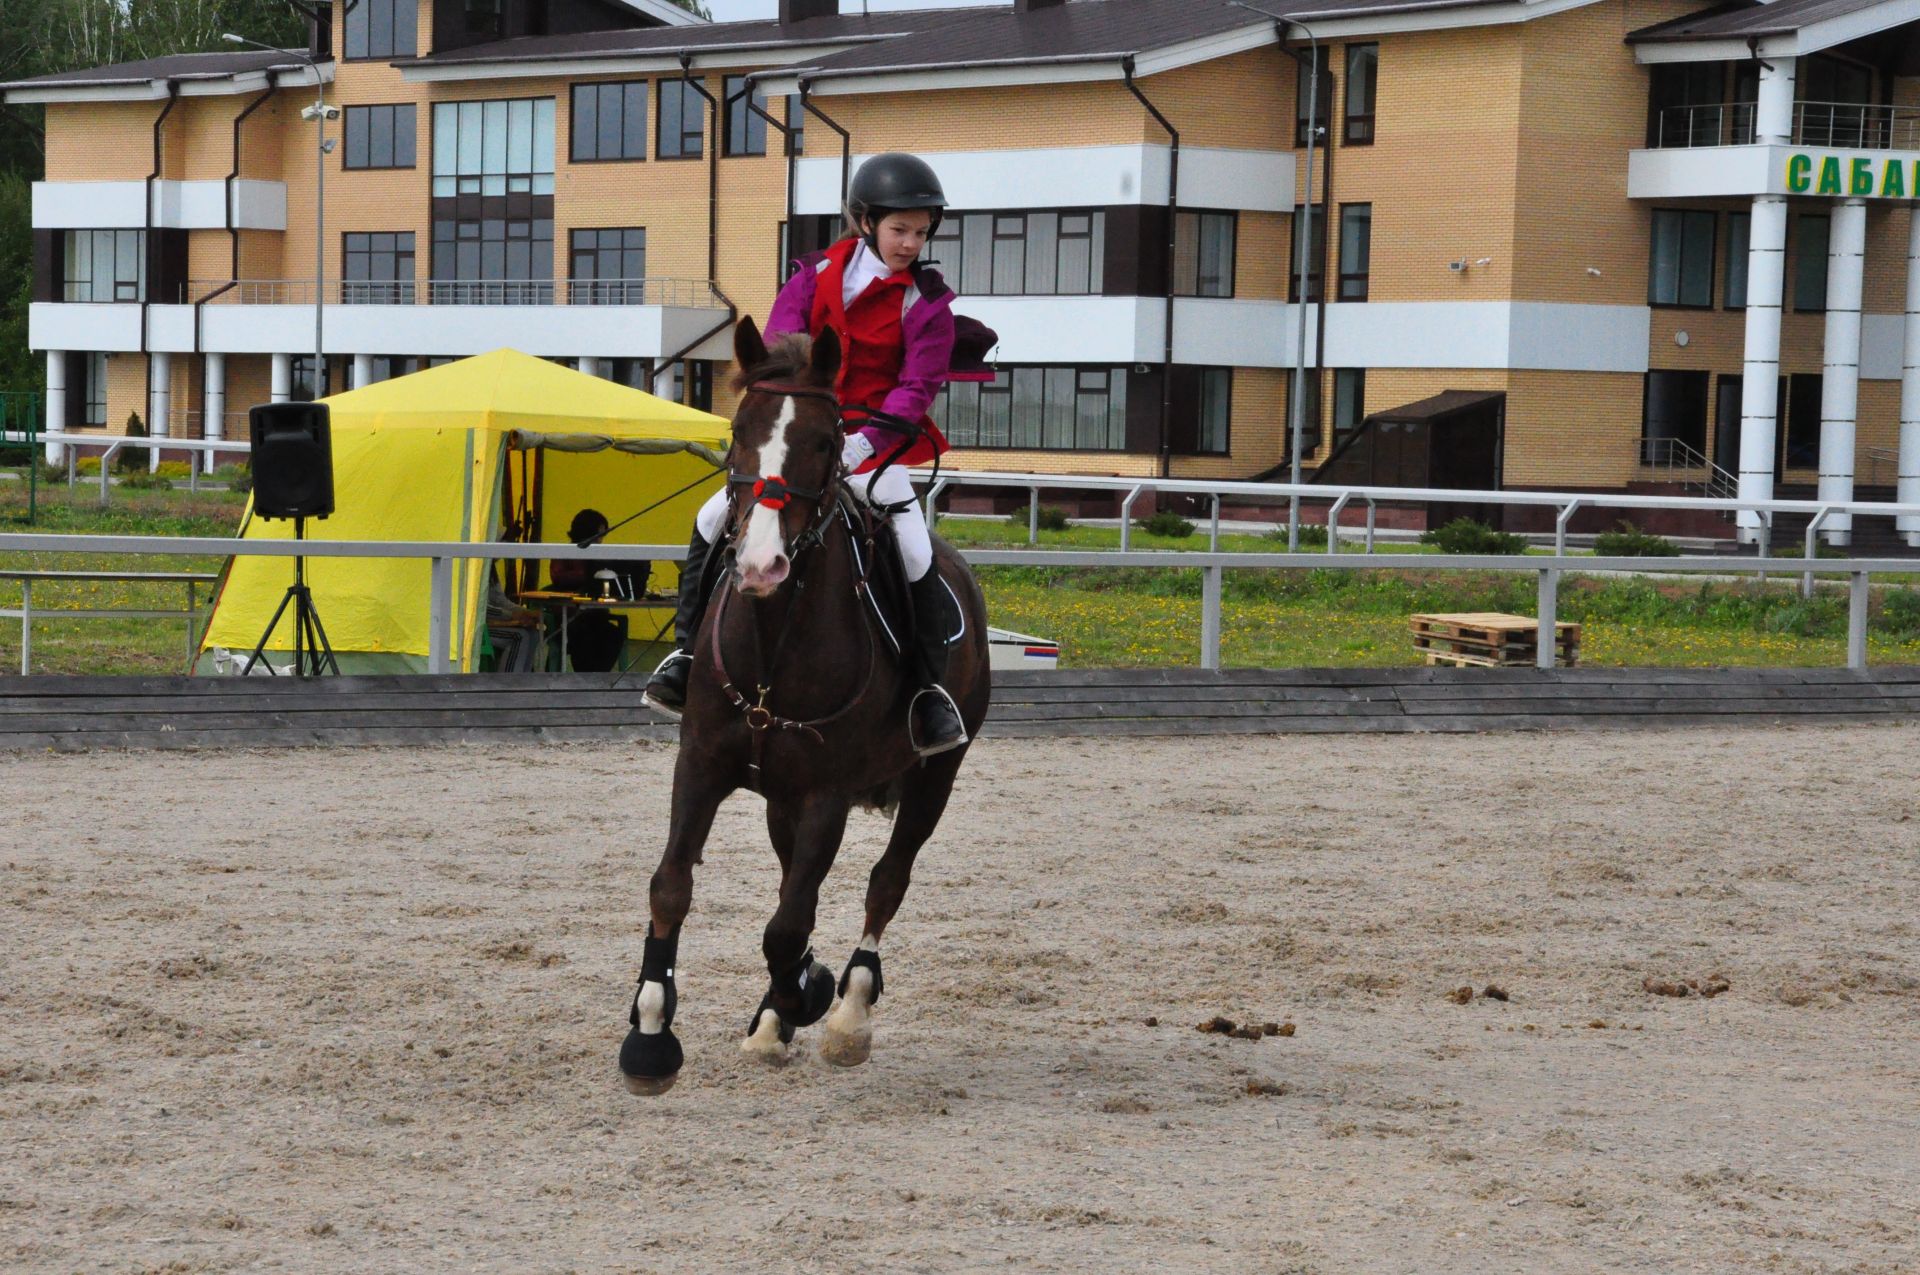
left=693, top=466, right=933, bottom=581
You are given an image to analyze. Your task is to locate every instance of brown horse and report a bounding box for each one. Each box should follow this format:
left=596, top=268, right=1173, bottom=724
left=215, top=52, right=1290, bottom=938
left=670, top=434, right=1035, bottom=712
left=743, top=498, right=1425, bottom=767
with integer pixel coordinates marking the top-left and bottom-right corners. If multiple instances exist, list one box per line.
left=619, top=317, right=991, bottom=1093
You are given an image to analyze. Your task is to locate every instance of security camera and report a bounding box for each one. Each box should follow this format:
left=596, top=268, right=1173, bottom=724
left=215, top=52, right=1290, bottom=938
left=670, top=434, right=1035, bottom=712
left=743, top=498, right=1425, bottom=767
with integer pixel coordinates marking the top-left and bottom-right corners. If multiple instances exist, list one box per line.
left=1448, top=259, right=1466, bottom=272
left=1475, top=257, right=1493, bottom=267
left=1586, top=267, right=1602, bottom=277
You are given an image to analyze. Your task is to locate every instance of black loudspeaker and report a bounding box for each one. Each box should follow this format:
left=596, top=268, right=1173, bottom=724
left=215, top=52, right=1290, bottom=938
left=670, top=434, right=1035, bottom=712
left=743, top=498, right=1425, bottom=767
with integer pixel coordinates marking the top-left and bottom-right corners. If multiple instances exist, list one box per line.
left=249, top=402, right=334, bottom=520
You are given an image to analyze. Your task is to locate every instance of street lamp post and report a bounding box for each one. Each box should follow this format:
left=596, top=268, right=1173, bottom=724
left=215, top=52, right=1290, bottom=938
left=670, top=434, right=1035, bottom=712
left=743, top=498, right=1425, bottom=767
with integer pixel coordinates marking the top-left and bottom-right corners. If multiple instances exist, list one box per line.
left=223, top=34, right=337, bottom=399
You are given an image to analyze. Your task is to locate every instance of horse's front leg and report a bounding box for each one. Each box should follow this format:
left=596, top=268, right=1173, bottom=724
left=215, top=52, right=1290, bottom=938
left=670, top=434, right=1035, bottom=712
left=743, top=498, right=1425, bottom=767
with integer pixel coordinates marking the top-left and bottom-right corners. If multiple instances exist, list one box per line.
left=619, top=751, right=730, bottom=1096
left=742, top=791, right=849, bottom=1062
left=820, top=749, right=964, bottom=1067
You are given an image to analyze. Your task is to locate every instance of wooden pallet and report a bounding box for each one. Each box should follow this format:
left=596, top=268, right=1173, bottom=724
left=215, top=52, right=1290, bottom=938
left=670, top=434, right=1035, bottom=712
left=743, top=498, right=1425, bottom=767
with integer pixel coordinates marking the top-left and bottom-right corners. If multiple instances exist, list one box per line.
left=1411, top=612, right=1581, bottom=668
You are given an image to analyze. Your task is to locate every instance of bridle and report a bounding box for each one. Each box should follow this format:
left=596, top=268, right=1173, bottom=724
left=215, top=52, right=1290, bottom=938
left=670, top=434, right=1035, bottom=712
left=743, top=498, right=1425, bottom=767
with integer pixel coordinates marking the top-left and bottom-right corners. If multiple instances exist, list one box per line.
left=709, top=379, right=876, bottom=787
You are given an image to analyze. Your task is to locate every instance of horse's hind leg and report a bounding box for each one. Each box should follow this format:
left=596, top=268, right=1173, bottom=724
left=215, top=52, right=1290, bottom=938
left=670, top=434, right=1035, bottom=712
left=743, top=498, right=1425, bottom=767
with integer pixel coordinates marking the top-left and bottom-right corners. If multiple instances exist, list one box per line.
left=821, top=750, right=965, bottom=1068
left=619, top=757, right=727, bottom=1096
left=743, top=793, right=848, bottom=1062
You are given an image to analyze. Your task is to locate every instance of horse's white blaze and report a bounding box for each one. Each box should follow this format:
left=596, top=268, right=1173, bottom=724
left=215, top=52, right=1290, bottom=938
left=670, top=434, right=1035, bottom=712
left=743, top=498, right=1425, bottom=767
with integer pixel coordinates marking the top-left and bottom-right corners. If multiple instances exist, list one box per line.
left=736, top=397, right=794, bottom=587
left=636, top=980, right=667, bottom=1034
left=741, top=1008, right=787, bottom=1059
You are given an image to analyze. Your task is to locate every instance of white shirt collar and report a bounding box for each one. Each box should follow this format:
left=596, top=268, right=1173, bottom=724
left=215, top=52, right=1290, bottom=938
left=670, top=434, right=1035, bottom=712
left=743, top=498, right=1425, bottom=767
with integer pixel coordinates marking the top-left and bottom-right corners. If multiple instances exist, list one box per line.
left=842, top=240, right=893, bottom=307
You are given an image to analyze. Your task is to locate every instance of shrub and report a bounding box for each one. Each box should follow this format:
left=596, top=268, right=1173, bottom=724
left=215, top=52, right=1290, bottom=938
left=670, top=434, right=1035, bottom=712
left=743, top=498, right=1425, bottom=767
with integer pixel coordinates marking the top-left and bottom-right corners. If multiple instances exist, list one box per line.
left=118, top=470, right=174, bottom=491
left=32, top=459, right=65, bottom=485
left=1883, top=588, right=1920, bottom=636
left=1261, top=522, right=1328, bottom=548
left=217, top=464, right=253, bottom=495
left=116, top=412, right=147, bottom=474
left=1006, top=504, right=1069, bottom=532
left=1419, top=517, right=1528, bottom=555
left=1592, top=520, right=1681, bottom=557
left=1138, top=510, right=1196, bottom=539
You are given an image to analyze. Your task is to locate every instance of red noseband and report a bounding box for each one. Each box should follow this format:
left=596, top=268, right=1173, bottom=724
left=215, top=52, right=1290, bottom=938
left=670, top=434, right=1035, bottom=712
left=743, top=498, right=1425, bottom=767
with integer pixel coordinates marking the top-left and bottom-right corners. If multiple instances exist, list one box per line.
left=751, top=475, right=792, bottom=511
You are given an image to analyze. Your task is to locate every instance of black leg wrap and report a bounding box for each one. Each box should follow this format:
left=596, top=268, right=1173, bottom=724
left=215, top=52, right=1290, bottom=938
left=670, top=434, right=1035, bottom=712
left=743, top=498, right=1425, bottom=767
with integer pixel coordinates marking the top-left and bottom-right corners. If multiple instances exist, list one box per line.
left=771, top=947, right=836, bottom=1028
left=620, top=931, right=682, bottom=1081
left=838, top=948, right=884, bottom=1004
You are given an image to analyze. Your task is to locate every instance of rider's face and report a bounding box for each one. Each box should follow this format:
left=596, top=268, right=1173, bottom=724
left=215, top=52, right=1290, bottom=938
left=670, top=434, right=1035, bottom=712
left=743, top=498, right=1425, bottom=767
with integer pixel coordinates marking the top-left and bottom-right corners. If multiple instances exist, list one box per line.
left=868, top=209, right=932, bottom=273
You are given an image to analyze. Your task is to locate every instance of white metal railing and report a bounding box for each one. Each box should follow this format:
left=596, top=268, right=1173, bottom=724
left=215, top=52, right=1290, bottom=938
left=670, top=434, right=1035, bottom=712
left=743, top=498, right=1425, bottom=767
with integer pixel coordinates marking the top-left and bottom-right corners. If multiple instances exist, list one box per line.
left=1863, top=446, right=1901, bottom=488
left=4, top=430, right=252, bottom=495
left=0, top=569, right=214, bottom=675
left=1639, top=437, right=1738, bottom=500
left=1648, top=100, right=1920, bottom=151
left=3, top=506, right=1920, bottom=676
left=180, top=277, right=726, bottom=308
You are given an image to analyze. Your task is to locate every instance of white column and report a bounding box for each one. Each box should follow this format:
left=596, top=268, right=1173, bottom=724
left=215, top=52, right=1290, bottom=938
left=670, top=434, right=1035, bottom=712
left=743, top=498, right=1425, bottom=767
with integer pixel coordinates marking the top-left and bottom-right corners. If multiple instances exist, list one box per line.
left=1737, top=56, right=1796, bottom=543
left=352, top=353, right=374, bottom=389
left=1900, top=208, right=1920, bottom=545
left=147, top=352, right=170, bottom=473
left=203, top=353, right=225, bottom=475
left=270, top=353, right=292, bottom=403
left=1738, top=196, right=1789, bottom=540
left=1818, top=198, right=1867, bottom=544
left=43, top=350, right=66, bottom=464
left=577, top=357, right=604, bottom=378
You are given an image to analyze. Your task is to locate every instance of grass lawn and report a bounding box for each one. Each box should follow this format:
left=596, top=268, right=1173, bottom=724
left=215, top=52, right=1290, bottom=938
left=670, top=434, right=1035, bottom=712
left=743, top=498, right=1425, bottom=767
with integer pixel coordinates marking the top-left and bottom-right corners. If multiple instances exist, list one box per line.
left=3, top=487, right=1919, bottom=674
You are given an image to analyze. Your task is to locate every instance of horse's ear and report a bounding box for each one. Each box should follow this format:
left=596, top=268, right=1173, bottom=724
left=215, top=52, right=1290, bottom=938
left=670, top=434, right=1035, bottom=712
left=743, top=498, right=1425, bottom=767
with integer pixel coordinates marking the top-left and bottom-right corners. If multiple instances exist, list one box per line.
left=809, top=327, right=841, bottom=388
left=734, top=316, right=767, bottom=375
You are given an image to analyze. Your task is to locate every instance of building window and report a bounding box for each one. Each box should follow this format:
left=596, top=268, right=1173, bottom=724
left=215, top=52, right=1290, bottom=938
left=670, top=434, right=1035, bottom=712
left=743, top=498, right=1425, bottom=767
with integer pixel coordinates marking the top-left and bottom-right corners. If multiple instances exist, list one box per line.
left=1641, top=369, right=1710, bottom=462
left=1333, top=367, right=1365, bottom=449
left=1294, top=45, right=1329, bottom=147
left=1197, top=368, right=1231, bottom=454
left=1646, top=62, right=1729, bottom=147
left=686, top=360, right=713, bottom=412
left=61, top=229, right=145, bottom=302
left=658, top=79, right=705, bottom=160
left=1291, top=368, right=1322, bottom=452
left=1338, top=203, right=1371, bottom=301
left=786, top=93, right=805, bottom=155
left=431, top=217, right=553, bottom=304
left=83, top=351, right=107, bottom=426
left=431, top=98, right=555, bottom=197
left=290, top=356, right=328, bottom=402
left=464, top=0, right=502, bottom=39
left=1785, top=372, right=1822, bottom=467
left=343, top=0, right=416, bottom=59
left=777, top=215, right=840, bottom=283
left=344, top=104, right=416, bottom=170
left=1648, top=209, right=1715, bottom=307
left=569, top=228, right=646, bottom=303
left=930, top=210, right=1105, bottom=297
left=1793, top=213, right=1829, bottom=312
left=1344, top=44, right=1377, bottom=144
left=1724, top=212, right=1749, bottom=309
left=725, top=75, right=767, bottom=157
left=1289, top=204, right=1324, bottom=303
left=1173, top=210, right=1235, bottom=298
left=571, top=82, right=647, bottom=162
left=343, top=231, right=415, bottom=303
left=933, top=366, right=1129, bottom=451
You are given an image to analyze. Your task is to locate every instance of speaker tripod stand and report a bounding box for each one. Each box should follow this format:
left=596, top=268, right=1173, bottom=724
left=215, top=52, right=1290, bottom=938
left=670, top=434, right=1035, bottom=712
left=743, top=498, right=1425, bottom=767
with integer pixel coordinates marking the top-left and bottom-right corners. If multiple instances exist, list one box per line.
left=242, top=517, right=338, bottom=677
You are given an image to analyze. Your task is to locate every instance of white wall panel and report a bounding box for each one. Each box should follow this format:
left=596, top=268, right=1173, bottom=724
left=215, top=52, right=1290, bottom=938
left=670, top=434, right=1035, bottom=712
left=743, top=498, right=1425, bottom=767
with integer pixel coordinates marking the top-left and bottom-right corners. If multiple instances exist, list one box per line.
left=29, top=303, right=143, bottom=351
left=33, top=179, right=288, bottom=230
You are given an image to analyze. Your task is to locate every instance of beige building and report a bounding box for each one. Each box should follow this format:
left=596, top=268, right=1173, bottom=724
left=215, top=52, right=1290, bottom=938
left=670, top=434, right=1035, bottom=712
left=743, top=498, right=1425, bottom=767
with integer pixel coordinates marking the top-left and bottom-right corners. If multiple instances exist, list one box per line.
left=10, top=0, right=1920, bottom=542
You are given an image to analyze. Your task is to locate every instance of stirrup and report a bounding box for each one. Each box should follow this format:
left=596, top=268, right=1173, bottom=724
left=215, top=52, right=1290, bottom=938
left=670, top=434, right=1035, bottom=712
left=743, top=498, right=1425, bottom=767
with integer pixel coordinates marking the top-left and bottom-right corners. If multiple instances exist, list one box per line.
left=908, top=684, right=968, bottom=758
left=641, top=649, right=692, bottom=720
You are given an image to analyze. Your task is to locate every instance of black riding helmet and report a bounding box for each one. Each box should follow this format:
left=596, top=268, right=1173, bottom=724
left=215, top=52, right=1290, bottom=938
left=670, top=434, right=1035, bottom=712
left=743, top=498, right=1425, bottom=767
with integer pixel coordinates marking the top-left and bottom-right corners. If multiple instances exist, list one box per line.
left=847, top=152, right=947, bottom=251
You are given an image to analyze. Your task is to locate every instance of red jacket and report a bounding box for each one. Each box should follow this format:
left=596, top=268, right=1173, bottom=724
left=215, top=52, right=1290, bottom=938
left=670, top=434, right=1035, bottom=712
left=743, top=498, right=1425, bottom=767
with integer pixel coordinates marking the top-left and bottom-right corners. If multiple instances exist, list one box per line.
left=765, top=237, right=953, bottom=469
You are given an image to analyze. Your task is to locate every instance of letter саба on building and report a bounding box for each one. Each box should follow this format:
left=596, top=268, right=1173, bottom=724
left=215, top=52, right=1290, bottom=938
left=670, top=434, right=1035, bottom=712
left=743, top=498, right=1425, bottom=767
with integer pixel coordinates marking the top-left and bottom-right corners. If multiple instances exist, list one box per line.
left=1785, top=151, right=1915, bottom=199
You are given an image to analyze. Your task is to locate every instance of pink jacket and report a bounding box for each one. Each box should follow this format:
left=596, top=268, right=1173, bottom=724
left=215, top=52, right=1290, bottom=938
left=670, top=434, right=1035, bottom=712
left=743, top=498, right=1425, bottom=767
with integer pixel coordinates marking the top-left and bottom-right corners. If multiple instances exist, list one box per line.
left=765, top=243, right=957, bottom=457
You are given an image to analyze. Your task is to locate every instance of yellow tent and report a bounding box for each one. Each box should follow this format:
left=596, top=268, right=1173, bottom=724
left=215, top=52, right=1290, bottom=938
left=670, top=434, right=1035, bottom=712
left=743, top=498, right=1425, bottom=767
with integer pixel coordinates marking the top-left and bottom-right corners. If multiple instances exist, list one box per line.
left=197, top=349, right=731, bottom=674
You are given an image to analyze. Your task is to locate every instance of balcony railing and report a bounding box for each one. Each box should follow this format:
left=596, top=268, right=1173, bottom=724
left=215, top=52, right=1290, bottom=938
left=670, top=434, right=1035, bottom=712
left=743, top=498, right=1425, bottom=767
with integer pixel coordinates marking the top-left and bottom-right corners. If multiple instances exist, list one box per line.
left=1648, top=100, right=1920, bottom=151
left=1639, top=436, right=1738, bottom=500
left=177, top=278, right=727, bottom=308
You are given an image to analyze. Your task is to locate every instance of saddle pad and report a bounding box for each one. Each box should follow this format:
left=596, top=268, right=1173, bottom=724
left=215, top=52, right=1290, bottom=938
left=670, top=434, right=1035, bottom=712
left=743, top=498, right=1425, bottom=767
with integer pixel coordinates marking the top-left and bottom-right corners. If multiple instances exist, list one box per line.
left=842, top=504, right=964, bottom=660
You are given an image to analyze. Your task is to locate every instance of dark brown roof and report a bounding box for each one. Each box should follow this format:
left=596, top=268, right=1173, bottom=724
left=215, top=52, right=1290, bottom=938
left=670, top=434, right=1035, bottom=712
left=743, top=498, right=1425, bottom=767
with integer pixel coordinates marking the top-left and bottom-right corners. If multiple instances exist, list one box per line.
left=396, top=10, right=958, bottom=68
left=0, top=48, right=312, bottom=90
left=1366, top=389, right=1505, bottom=424
left=1627, top=0, right=1891, bottom=43
left=775, top=0, right=1268, bottom=80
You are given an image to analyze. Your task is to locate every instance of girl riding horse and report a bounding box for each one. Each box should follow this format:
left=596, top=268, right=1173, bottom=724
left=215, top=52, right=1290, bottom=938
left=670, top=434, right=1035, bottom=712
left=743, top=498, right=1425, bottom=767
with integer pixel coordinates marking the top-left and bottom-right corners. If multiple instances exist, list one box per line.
left=644, top=151, right=968, bottom=756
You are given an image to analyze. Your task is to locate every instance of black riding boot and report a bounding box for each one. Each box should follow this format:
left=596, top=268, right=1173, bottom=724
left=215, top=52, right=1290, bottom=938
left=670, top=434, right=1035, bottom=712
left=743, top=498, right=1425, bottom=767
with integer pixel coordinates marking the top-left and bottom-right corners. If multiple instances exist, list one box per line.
left=907, top=572, right=968, bottom=757
left=642, top=530, right=714, bottom=717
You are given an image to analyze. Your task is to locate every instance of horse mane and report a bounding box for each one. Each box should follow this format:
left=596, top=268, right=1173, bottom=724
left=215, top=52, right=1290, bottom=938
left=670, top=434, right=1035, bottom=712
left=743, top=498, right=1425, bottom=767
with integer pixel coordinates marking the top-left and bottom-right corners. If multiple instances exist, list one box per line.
left=733, top=333, right=818, bottom=391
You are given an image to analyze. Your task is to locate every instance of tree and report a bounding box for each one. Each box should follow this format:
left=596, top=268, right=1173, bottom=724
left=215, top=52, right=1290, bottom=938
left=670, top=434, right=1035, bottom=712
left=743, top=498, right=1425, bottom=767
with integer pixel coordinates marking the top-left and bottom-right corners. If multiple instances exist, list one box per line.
left=663, top=0, right=712, bottom=18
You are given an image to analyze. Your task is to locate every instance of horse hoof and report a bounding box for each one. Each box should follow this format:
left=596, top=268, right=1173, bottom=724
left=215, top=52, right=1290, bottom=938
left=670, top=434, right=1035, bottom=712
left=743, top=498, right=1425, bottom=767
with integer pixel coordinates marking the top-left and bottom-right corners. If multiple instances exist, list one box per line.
left=621, top=1071, right=679, bottom=1096
left=818, top=1025, right=872, bottom=1068
left=741, top=1005, right=793, bottom=1064
left=619, top=1026, right=683, bottom=1094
